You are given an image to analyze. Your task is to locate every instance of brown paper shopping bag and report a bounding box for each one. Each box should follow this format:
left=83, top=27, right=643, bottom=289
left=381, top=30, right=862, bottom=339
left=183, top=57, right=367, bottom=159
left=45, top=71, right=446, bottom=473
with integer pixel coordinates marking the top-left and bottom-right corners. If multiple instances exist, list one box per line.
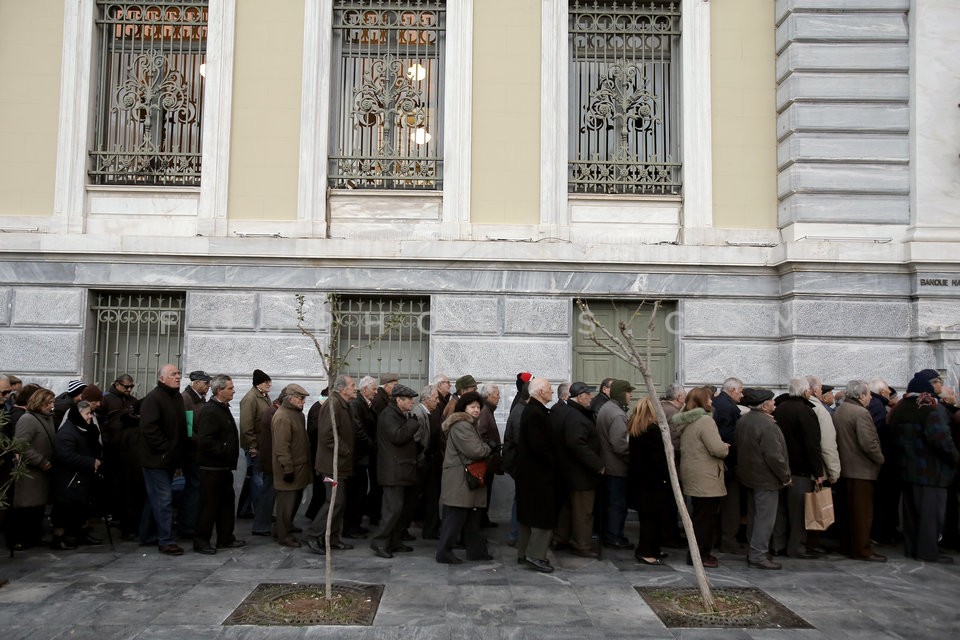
left=804, top=485, right=835, bottom=531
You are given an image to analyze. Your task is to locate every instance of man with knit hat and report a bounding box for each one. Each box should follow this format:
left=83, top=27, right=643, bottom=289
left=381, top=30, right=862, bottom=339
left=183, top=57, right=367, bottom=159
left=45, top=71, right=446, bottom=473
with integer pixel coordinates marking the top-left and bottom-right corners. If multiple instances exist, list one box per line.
left=237, top=369, right=272, bottom=519
left=596, top=379, right=634, bottom=548
left=890, top=368, right=958, bottom=563
left=737, top=388, right=790, bottom=569
left=55, top=379, right=87, bottom=427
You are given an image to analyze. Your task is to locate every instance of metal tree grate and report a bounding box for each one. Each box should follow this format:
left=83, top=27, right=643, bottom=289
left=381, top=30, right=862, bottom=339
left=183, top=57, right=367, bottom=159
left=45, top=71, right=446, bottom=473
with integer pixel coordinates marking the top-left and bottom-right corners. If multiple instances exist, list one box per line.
left=635, top=586, right=814, bottom=629
left=224, top=582, right=384, bottom=626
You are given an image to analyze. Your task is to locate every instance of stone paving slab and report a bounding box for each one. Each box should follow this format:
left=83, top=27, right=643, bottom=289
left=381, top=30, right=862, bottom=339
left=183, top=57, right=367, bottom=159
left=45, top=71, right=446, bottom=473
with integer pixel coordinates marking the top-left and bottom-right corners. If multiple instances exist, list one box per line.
left=1, top=516, right=958, bottom=640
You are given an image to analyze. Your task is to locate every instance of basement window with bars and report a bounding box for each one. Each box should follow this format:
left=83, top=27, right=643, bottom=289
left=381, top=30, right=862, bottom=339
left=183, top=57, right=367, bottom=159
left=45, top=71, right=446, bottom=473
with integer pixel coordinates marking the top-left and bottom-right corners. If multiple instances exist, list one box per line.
left=329, top=0, right=445, bottom=190
left=89, top=1, right=207, bottom=187
left=89, top=291, right=185, bottom=397
left=335, top=296, right=430, bottom=392
left=568, top=0, right=681, bottom=196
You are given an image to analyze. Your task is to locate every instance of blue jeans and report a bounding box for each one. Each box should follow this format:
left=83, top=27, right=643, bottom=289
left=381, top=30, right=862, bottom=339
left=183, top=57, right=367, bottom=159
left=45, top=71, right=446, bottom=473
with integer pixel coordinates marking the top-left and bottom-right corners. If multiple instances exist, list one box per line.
left=603, top=475, right=627, bottom=543
left=238, top=450, right=264, bottom=516
left=142, top=468, right=175, bottom=546
left=252, top=473, right=276, bottom=535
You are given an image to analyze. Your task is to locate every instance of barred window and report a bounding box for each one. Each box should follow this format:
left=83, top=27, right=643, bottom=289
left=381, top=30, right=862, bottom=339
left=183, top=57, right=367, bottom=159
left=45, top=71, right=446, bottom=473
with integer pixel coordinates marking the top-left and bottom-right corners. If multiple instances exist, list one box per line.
left=329, top=0, right=445, bottom=190
left=89, top=1, right=207, bottom=187
left=569, top=1, right=681, bottom=195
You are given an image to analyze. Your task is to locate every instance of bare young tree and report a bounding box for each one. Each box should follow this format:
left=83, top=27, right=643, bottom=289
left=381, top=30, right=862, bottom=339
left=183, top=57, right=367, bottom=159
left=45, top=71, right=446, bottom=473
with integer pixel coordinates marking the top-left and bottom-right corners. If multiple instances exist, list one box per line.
left=296, top=293, right=401, bottom=599
left=576, top=298, right=716, bottom=612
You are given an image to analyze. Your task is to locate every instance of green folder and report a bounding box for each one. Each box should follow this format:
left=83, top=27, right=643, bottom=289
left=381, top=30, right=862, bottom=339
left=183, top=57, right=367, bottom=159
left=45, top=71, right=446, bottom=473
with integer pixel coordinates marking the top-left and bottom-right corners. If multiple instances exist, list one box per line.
left=186, top=410, right=194, bottom=438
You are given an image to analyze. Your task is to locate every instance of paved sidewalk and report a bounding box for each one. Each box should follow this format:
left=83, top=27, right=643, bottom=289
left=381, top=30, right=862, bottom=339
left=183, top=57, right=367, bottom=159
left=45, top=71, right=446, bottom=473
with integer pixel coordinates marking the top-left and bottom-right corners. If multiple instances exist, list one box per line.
left=1, top=517, right=958, bottom=640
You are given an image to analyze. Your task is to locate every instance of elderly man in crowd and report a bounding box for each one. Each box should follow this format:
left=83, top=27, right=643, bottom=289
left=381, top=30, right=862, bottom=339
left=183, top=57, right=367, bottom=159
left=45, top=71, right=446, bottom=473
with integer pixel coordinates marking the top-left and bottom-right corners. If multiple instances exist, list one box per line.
left=306, top=374, right=358, bottom=555
left=99, top=374, right=142, bottom=541
left=238, top=369, right=272, bottom=520
left=834, top=379, right=886, bottom=562
left=891, top=369, right=959, bottom=563
left=737, top=388, right=791, bottom=570
left=597, top=380, right=633, bottom=549
left=714, top=377, right=746, bottom=554
left=516, top=377, right=557, bottom=572
left=554, top=381, right=604, bottom=558
left=192, top=374, right=245, bottom=554
left=370, top=385, right=421, bottom=558
left=773, top=377, right=824, bottom=559
left=476, top=383, right=503, bottom=528
left=351, top=375, right=381, bottom=531
left=271, top=384, right=312, bottom=548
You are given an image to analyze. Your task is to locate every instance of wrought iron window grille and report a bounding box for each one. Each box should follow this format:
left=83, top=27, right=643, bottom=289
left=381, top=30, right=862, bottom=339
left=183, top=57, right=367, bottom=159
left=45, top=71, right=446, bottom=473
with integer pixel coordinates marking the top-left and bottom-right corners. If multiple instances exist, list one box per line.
left=329, top=0, right=445, bottom=190
left=89, top=1, right=207, bottom=187
left=569, top=0, right=682, bottom=196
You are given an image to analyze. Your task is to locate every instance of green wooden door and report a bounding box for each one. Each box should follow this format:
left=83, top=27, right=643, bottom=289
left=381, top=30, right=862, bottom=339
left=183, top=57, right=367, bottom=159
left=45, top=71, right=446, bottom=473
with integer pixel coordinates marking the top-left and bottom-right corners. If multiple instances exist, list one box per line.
left=572, top=300, right=677, bottom=395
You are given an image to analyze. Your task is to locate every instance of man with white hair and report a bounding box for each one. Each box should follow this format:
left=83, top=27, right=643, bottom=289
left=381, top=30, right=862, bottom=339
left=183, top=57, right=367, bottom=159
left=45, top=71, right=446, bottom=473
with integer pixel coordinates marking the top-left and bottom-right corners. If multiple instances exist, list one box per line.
left=346, top=375, right=379, bottom=536
left=515, top=378, right=558, bottom=572
left=714, top=377, right=745, bottom=554
left=867, top=378, right=899, bottom=545
left=806, top=376, right=841, bottom=485
left=772, top=377, right=824, bottom=559
left=476, top=383, right=503, bottom=528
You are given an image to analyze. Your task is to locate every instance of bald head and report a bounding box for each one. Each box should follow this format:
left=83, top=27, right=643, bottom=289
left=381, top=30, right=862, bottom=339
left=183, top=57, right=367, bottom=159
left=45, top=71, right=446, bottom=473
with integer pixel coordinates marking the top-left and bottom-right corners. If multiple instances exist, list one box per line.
left=528, top=377, right=554, bottom=404
left=158, top=364, right=181, bottom=390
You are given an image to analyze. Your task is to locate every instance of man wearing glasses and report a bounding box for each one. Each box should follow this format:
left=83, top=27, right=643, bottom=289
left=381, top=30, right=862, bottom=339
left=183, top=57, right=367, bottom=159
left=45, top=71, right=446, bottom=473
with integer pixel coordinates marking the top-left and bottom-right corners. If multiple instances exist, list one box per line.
left=100, top=375, right=143, bottom=541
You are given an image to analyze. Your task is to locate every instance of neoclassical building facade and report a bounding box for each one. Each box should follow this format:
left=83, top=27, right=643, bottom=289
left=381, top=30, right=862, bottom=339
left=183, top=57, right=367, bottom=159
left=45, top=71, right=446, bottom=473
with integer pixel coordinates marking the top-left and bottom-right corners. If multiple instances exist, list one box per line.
left=0, top=0, right=958, bottom=406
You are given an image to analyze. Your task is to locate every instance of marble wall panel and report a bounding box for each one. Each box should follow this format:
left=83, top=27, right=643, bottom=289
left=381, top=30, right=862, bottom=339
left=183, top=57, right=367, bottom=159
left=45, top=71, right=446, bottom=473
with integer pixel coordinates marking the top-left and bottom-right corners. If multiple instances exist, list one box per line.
left=259, top=292, right=330, bottom=332
left=779, top=271, right=911, bottom=297
left=777, top=103, right=908, bottom=136
left=682, top=300, right=782, bottom=339
left=504, top=297, right=569, bottom=335
left=776, top=43, right=908, bottom=81
left=783, top=299, right=911, bottom=338
left=913, top=300, right=960, bottom=336
left=776, top=13, right=907, bottom=51
left=431, top=337, right=569, bottom=382
left=787, top=341, right=913, bottom=388
left=776, top=72, right=908, bottom=110
left=778, top=193, right=909, bottom=225
left=187, top=292, right=257, bottom=330
left=682, top=341, right=782, bottom=387
left=0, top=288, right=9, bottom=325
left=0, top=330, right=81, bottom=372
left=431, top=296, right=500, bottom=335
left=776, top=0, right=909, bottom=22
left=12, top=288, right=83, bottom=326
left=184, top=334, right=327, bottom=377
left=777, top=164, right=909, bottom=198
left=778, top=133, right=908, bottom=168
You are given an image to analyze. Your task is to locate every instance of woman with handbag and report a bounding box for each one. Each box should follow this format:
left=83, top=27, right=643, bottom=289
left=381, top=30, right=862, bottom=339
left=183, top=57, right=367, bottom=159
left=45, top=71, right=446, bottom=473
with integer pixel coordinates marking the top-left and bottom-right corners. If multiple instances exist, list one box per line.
left=10, top=388, right=57, bottom=550
left=436, top=391, right=493, bottom=564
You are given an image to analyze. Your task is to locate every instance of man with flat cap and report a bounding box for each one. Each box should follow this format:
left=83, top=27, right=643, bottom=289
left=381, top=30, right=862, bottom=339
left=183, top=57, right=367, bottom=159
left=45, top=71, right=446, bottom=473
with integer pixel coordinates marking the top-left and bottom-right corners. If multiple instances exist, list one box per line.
left=371, top=373, right=399, bottom=415
left=178, top=369, right=212, bottom=538
left=736, top=388, right=791, bottom=570
left=271, top=383, right=312, bottom=548
left=444, top=375, right=479, bottom=418
left=370, top=384, right=422, bottom=558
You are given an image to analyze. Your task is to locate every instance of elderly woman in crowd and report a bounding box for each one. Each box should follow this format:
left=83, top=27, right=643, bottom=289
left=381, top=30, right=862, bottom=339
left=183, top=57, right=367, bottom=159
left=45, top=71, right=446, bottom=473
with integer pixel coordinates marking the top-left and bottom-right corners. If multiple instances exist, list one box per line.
left=627, top=397, right=671, bottom=565
left=51, top=401, right=103, bottom=549
left=436, top=391, right=493, bottom=564
left=11, top=388, right=57, bottom=550
left=671, top=387, right=729, bottom=568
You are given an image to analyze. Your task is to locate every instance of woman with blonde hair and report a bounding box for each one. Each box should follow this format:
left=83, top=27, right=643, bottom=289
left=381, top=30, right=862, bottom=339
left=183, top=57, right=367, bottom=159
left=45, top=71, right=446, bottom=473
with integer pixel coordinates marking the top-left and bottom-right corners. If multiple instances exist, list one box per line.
left=627, top=397, right=671, bottom=565
left=670, top=387, right=729, bottom=568
left=11, top=388, right=57, bottom=549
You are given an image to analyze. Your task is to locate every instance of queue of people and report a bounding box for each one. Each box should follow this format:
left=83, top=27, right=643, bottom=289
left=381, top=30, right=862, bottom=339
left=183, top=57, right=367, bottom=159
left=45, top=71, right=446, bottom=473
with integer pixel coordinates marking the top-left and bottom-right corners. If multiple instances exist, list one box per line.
left=1, top=366, right=958, bottom=575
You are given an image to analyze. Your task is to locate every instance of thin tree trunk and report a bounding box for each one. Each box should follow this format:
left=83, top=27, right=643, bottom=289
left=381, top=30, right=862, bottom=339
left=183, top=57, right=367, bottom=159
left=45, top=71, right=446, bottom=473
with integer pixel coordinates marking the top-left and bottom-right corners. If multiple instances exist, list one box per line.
left=324, top=396, right=339, bottom=600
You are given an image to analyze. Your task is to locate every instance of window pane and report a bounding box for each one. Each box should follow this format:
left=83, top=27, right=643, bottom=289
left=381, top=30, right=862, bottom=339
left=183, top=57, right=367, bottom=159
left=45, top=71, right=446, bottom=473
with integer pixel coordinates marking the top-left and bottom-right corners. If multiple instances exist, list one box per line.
left=569, top=1, right=681, bottom=195
left=329, top=1, right=445, bottom=190
left=90, top=1, right=207, bottom=187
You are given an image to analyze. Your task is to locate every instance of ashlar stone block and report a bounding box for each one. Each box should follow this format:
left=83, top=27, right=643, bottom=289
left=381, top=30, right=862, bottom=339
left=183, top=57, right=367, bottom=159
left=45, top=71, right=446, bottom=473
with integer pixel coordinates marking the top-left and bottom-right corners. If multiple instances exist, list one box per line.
left=12, top=288, right=83, bottom=326
left=184, top=334, right=327, bottom=377
left=0, top=288, right=9, bottom=325
left=431, top=296, right=500, bottom=335
left=260, top=292, right=330, bottom=332
left=784, top=299, right=911, bottom=338
left=187, top=292, right=256, bottom=330
left=0, top=330, right=81, bottom=372
left=432, top=337, right=569, bottom=382
left=683, top=300, right=782, bottom=339
left=504, top=297, right=569, bottom=335
left=683, top=341, right=782, bottom=387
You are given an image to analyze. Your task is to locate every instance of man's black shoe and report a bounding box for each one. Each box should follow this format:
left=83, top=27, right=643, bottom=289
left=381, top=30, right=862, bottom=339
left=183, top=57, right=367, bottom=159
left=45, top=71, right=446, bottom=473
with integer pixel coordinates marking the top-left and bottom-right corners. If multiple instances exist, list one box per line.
left=305, top=538, right=325, bottom=555
left=525, top=557, right=554, bottom=573
left=330, top=541, right=354, bottom=551
left=370, top=544, right=393, bottom=559
left=193, top=545, right=216, bottom=555
left=343, top=529, right=368, bottom=539
left=391, top=543, right=414, bottom=553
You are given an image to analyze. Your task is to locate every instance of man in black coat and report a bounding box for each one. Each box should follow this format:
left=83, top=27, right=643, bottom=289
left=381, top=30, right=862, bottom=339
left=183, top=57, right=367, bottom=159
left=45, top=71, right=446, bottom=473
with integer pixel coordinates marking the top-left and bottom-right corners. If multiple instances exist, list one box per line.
left=516, top=377, right=558, bottom=572
left=351, top=375, right=381, bottom=531
left=139, top=364, right=189, bottom=556
left=553, top=382, right=604, bottom=558
left=370, top=385, right=421, bottom=558
left=714, top=377, right=745, bottom=554
left=192, top=375, right=244, bottom=554
left=590, top=378, right=614, bottom=419
left=772, top=378, right=824, bottom=559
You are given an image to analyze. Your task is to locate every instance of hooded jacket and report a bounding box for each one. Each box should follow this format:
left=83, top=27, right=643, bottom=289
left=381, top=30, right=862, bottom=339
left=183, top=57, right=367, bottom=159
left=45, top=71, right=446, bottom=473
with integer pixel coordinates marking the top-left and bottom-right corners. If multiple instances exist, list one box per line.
left=672, top=407, right=728, bottom=497
left=440, top=411, right=492, bottom=508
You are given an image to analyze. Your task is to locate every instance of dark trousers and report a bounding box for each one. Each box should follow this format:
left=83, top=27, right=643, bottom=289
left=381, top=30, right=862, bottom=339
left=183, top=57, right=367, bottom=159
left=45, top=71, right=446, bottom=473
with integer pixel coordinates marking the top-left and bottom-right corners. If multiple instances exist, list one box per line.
left=7, top=505, right=46, bottom=547
left=773, top=475, right=813, bottom=556
left=117, top=450, right=146, bottom=537
left=872, top=462, right=902, bottom=543
left=194, top=469, right=236, bottom=547
left=178, top=460, right=200, bottom=536
left=602, top=475, right=627, bottom=543
left=719, top=475, right=743, bottom=550
left=304, top=472, right=327, bottom=521
left=344, top=463, right=368, bottom=532
left=307, top=476, right=347, bottom=543
left=365, top=455, right=383, bottom=524
left=480, top=474, right=496, bottom=525
left=690, top=496, right=721, bottom=560
left=840, top=478, right=876, bottom=559
left=51, top=502, right=87, bottom=538
left=373, top=485, right=417, bottom=550
left=556, top=489, right=596, bottom=552
left=636, top=485, right=670, bottom=557
left=420, top=463, right=442, bottom=538
left=903, top=483, right=947, bottom=561
left=437, top=505, right=488, bottom=561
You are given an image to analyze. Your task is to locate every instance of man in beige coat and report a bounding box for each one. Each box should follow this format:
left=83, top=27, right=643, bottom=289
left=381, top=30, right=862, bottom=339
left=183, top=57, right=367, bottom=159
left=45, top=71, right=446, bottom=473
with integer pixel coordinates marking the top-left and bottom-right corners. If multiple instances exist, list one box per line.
left=834, top=379, right=886, bottom=562
left=271, top=384, right=312, bottom=548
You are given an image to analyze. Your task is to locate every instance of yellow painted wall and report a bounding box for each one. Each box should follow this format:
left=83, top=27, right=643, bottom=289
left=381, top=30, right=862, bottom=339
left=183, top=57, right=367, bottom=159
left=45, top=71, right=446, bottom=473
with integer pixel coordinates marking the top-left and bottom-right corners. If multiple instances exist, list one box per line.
left=228, top=0, right=303, bottom=220
left=0, top=1, right=62, bottom=217
left=711, top=1, right=777, bottom=229
left=471, top=0, right=540, bottom=225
